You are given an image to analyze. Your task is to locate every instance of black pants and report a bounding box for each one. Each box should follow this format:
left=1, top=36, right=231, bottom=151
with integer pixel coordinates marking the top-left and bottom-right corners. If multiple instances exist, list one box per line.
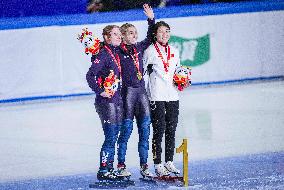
left=150, top=101, right=179, bottom=164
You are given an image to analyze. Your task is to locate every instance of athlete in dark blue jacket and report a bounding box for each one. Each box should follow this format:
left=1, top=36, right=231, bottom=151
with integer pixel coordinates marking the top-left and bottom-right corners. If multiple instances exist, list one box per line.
left=116, top=4, right=155, bottom=178
left=86, top=25, right=122, bottom=180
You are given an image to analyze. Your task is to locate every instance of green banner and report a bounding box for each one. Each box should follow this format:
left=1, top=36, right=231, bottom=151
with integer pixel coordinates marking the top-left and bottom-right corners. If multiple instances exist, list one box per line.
left=169, top=34, right=210, bottom=67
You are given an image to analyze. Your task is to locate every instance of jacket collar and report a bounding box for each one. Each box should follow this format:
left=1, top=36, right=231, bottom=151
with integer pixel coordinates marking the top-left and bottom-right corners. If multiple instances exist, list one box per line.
left=157, top=41, right=168, bottom=47
left=156, top=41, right=169, bottom=53
left=120, top=43, right=137, bottom=55
left=104, top=43, right=119, bottom=52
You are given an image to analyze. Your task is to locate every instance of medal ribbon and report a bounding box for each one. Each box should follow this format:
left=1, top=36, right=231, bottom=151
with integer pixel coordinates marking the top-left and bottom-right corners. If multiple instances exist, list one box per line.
left=104, top=45, right=121, bottom=74
left=122, top=44, right=141, bottom=78
left=154, top=43, right=171, bottom=73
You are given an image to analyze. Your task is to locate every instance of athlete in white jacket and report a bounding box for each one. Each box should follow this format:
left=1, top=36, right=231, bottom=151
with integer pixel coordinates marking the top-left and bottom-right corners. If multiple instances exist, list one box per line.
left=143, top=21, right=181, bottom=177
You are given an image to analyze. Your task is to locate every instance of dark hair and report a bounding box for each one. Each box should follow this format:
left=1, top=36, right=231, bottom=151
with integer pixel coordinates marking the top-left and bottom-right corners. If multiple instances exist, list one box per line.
left=153, top=21, right=170, bottom=35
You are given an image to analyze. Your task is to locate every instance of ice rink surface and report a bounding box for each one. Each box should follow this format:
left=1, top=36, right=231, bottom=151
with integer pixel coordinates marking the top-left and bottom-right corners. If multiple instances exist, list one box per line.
left=0, top=80, right=283, bottom=189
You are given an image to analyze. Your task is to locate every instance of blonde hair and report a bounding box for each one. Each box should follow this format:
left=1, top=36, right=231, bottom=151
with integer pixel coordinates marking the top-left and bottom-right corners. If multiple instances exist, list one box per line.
left=120, top=23, right=135, bottom=36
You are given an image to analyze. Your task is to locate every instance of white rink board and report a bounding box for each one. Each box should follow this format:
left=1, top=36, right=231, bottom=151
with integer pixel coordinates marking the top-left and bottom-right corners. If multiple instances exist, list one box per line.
left=0, top=11, right=283, bottom=100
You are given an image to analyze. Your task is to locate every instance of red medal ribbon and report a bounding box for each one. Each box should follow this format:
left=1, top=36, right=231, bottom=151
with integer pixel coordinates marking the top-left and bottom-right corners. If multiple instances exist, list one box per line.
left=104, top=45, right=121, bottom=74
left=121, top=44, right=141, bottom=77
left=154, top=43, right=171, bottom=73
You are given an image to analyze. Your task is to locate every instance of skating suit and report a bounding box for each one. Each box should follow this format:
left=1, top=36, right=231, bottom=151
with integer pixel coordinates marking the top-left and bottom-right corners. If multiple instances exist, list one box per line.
left=116, top=18, right=155, bottom=165
left=86, top=44, right=123, bottom=170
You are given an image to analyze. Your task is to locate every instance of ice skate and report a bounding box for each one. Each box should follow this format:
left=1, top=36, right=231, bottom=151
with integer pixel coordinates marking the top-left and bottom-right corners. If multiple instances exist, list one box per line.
left=97, top=168, right=118, bottom=181
left=164, top=161, right=181, bottom=175
left=92, top=168, right=135, bottom=188
left=140, top=164, right=154, bottom=179
left=116, top=163, right=131, bottom=179
left=154, top=163, right=170, bottom=177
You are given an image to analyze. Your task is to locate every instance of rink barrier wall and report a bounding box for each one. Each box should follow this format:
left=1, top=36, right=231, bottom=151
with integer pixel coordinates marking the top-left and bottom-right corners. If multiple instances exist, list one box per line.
left=0, top=1, right=284, bottom=104
left=1, top=76, right=283, bottom=104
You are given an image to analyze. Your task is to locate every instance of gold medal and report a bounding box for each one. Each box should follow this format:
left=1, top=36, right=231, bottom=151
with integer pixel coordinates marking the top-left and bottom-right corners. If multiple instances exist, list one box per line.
left=137, top=72, right=142, bottom=80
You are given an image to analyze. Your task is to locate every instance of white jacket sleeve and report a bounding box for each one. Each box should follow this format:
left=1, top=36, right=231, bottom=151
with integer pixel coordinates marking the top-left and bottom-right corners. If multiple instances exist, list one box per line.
left=143, top=48, right=151, bottom=96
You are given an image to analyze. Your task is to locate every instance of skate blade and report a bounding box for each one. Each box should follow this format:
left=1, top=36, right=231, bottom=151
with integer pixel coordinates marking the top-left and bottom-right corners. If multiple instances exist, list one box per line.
left=139, top=177, right=157, bottom=184
left=89, top=180, right=135, bottom=189
left=153, top=175, right=183, bottom=182
left=116, top=175, right=132, bottom=181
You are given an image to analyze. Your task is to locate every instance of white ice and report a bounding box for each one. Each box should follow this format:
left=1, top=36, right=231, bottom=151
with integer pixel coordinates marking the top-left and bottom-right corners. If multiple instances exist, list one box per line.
left=0, top=81, right=283, bottom=182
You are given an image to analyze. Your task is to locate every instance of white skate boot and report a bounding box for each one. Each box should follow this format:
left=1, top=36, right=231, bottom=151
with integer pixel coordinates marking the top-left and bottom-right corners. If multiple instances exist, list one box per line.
left=140, top=164, right=154, bottom=178
left=154, top=163, right=170, bottom=177
left=116, top=163, right=131, bottom=178
left=164, top=161, right=181, bottom=175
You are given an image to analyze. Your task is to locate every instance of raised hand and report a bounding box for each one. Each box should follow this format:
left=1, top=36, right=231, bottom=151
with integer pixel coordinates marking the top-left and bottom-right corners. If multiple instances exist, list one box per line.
left=143, top=4, right=154, bottom=20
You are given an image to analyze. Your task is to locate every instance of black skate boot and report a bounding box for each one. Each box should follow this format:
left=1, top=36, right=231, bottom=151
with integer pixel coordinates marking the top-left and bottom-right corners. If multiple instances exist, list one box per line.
left=97, top=168, right=117, bottom=181
left=91, top=168, right=135, bottom=188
